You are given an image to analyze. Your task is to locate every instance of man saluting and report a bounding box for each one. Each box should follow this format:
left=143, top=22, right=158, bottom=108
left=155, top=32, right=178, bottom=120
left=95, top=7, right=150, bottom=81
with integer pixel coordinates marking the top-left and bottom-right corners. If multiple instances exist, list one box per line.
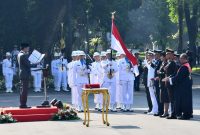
left=17, top=43, right=37, bottom=108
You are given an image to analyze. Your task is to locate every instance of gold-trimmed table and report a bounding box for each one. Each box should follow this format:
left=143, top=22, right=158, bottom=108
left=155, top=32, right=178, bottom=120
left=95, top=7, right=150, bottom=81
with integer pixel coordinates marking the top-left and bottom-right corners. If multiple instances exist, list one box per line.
left=82, top=88, right=110, bottom=127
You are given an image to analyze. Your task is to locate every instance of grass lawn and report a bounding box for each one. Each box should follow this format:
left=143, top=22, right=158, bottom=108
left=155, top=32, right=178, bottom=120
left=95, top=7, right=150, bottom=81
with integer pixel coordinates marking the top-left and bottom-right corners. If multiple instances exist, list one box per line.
left=192, top=67, right=200, bottom=74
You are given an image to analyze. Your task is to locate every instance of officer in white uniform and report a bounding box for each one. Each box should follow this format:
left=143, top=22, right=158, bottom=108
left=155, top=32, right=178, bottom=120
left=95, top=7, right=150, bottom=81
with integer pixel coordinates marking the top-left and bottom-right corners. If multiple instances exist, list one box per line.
left=67, top=51, right=78, bottom=108
left=72, top=51, right=89, bottom=112
left=2, top=52, right=14, bottom=93
left=51, top=53, right=60, bottom=91
left=145, top=51, right=158, bottom=115
left=101, top=49, right=118, bottom=112
left=115, top=52, right=121, bottom=109
left=31, top=62, right=43, bottom=92
left=90, top=52, right=102, bottom=110
left=11, top=45, right=20, bottom=75
left=56, top=53, right=68, bottom=92
left=118, top=52, right=139, bottom=111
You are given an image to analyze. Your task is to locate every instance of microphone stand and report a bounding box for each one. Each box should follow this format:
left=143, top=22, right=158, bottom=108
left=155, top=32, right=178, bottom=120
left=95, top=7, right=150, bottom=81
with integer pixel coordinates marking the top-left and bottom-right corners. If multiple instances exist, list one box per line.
left=34, top=65, right=50, bottom=107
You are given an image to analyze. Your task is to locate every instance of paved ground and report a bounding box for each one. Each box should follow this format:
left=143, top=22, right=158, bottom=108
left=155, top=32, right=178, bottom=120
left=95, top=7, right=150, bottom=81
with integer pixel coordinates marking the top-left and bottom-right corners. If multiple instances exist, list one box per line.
left=0, top=75, right=199, bottom=135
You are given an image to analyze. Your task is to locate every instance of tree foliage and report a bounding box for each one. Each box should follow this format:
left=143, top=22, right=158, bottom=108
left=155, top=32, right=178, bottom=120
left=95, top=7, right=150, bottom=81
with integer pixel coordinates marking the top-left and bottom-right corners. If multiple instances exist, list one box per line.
left=0, top=0, right=142, bottom=55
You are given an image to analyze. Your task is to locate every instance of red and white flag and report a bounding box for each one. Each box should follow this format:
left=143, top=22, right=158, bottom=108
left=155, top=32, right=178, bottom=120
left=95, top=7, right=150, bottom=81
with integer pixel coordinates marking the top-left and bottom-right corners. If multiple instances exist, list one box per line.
left=111, top=18, right=138, bottom=65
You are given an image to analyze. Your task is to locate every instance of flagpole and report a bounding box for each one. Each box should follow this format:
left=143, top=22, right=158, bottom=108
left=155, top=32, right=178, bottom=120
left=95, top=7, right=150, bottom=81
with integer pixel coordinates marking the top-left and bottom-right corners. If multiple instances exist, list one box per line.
left=109, top=12, right=116, bottom=77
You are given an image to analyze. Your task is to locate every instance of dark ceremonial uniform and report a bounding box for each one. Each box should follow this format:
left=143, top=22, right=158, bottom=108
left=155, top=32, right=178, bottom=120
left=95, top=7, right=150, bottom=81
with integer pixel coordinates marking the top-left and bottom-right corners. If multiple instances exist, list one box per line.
left=18, top=51, right=36, bottom=108
left=158, top=61, right=169, bottom=103
left=142, top=65, right=152, bottom=112
left=170, top=63, right=193, bottom=119
left=165, top=60, right=177, bottom=117
left=134, top=59, right=143, bottom=91
left=154, top=59, right=163, bottom=115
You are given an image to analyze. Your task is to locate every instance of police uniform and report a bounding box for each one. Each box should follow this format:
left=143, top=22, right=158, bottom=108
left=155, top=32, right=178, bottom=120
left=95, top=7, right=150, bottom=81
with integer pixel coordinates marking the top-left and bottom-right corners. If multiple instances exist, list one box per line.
left=2, top=52, right=14, bottom=93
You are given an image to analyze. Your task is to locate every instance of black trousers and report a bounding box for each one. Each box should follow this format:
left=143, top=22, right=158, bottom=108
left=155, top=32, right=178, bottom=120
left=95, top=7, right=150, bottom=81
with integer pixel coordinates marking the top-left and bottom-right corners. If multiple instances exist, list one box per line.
left=155, top=80, right=164, bottom=114
left=145, top=85, right=152, bottom=111
left=168, top=88, right=176, bottom=117
left=20, top=79, right=29, bottom=107
left=134, top=75, right=140, bottom=91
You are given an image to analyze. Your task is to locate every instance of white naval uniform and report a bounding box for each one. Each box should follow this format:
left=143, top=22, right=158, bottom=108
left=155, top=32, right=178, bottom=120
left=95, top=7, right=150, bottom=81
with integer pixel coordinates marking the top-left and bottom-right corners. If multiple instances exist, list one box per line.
left=67, top=60, right=76, bottom=106
left=115, top=59, right=121, bottom=108
left=90, top=61, right=103, bottom=107
left=145, top=60, right=158, bottom=114
left=101, top=59, right=118, bottom=109
left=11, top=50, right=19, bottom=75
left=51, top=59, right=59, bottom=89
left=72, top=60, right=89, bottom=110
left=118, top=58, right=139, bottom=110
left=56, top=58, right=68, bottom=91
left=2, top=58, right=14, bottom=91
left=31, top=64, right=43, bottom=92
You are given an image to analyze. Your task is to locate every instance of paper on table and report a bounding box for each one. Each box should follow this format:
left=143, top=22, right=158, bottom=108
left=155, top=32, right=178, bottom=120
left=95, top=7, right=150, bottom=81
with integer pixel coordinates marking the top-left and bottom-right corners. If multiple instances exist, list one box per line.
left=28, top=50, right=45, bottom=64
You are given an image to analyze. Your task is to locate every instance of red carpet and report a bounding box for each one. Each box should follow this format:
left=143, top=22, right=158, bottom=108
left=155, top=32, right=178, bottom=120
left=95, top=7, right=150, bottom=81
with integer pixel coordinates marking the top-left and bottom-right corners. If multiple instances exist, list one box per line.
left=2, top=107, right=58, bottom=122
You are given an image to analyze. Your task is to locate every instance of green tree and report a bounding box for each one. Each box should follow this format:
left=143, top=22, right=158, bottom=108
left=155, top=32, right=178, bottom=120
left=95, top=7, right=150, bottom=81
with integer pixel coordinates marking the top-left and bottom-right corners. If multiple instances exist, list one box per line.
left=167, top=0, right=200, bottom=65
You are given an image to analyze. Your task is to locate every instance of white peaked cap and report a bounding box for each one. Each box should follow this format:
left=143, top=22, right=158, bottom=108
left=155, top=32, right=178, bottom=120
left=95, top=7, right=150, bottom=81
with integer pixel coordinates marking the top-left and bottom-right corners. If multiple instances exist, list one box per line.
left=100, top=51, right=107, bottom=57
left=78, top=51, right=86, bottom=56
left=71, top=51, right=77, bottom=56
left=116, top=52, right=121, bottom=57
left=93, top=52, right=100, bottom=57
left=6, top=52, right=11, bottom=56
left=106, top=49, right=111, bottom=54
left=54, top=52, right=61, bottom=57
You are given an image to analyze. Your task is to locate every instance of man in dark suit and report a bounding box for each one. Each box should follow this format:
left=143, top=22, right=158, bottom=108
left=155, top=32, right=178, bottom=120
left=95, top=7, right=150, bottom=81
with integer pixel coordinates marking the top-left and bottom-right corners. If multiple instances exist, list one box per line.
left=164, top=49, right=177, bottom=119
left=164, top=53, right=193, bottom=120
left=17, top=43, right=37, bottom=108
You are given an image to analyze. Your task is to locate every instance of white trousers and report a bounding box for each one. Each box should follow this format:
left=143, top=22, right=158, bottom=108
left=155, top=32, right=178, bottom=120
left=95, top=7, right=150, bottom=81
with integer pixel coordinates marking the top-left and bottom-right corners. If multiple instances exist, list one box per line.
left=149, top=86, right=158, bottom=113
left=115, top=82, right=121, bottom=104
left=32, top=72, right=42, bottom=89
left=74, top=84, right=84, bottom=107
left=57, top=71, right=67, bottom=89
left=53, top=73, right=58, bottom=88
left=71, top=86, right=76, bottom=105
left=4, top=73, right=13, bottom=89
left=94, top=94, right=103, bottom=105
left=120, top=80, right=134, bottom=105
left=102, top=81, right=116, bottom=105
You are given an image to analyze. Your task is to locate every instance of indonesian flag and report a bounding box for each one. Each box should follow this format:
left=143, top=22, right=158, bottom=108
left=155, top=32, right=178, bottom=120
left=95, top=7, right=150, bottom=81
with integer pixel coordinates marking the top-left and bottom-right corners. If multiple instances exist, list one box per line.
left=111, top=19, right=138, bottom=65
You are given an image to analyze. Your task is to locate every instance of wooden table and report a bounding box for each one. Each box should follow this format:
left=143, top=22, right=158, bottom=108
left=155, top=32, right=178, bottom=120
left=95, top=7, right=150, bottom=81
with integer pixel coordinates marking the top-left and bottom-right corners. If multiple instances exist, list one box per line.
left=82, top=88, right=110, bottom=127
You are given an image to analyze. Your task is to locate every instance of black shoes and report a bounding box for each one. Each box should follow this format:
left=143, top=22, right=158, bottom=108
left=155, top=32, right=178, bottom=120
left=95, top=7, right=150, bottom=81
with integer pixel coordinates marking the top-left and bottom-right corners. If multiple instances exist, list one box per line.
left=19, top=105, right=31, bottom=109
left=160, top=114, right=169, bottom=118
left=166, top=115, right=177, bottom=119
left=144, top=110, right=151, bottom=114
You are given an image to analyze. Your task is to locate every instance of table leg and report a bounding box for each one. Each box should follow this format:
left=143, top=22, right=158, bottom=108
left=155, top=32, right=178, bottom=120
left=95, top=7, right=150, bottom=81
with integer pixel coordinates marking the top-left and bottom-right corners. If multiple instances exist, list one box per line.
left=102, top=93, right=105, bottom=124
left=86, top=93, right=90, bottom=127
left=106, top=92, right=110, bottom=126
left=82, top=92, right=86, bottom=126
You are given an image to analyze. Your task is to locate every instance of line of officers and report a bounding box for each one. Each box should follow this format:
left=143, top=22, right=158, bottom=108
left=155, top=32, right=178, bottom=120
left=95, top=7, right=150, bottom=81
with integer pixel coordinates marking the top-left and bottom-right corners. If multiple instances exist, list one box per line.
left=52, top=49, right=140, bottom=112
left=143, top=49, right=193, bottom=119
left=1, top=49, right=140, bottom=112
